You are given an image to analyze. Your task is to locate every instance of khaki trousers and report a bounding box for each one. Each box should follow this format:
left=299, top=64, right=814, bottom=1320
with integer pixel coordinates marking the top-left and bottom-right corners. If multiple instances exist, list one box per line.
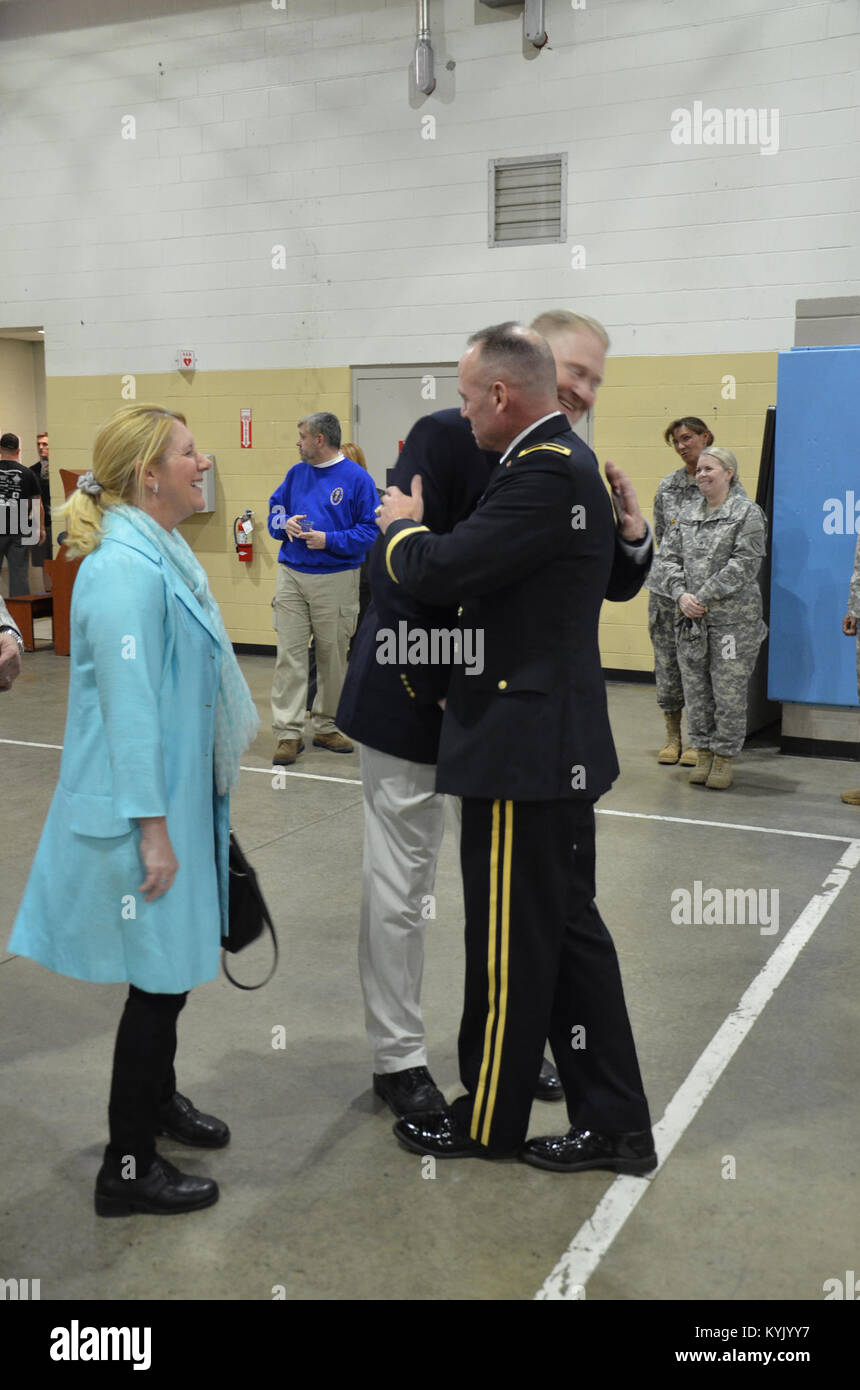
left=271, top=563, right=359, bottom=739
left=358, top=745, right=448, bottom=1072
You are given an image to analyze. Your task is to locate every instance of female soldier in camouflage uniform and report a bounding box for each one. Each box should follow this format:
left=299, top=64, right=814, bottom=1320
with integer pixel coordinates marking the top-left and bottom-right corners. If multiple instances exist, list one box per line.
left=648, top=418, right=714, bottom=765
left=653, top=447, right=767, bottom=790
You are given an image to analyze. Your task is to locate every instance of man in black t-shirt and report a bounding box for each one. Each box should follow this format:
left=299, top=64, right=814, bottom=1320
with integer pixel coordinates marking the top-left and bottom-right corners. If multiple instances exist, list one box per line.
left=30, top=430, right=52, bottom=564
left=0, top=431, right=44, bottom=596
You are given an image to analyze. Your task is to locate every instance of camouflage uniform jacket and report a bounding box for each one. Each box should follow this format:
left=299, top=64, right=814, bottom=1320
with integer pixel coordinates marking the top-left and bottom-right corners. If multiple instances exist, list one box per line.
left=650, top=488, right=767, bottom=617
left=847, top=535, right=860, bottom=618
left=652, top=466, right=700, bottom=546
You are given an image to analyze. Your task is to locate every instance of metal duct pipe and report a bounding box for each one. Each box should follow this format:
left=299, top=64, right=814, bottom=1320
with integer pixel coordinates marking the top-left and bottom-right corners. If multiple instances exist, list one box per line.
left=414, top=0, right=436, bottom=95
left=524, top=0, right=547, bottom=48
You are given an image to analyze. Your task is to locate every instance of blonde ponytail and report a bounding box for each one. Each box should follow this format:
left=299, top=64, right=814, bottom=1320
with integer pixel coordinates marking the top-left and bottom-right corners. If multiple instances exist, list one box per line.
left=57, top=404, right=183, bottom=558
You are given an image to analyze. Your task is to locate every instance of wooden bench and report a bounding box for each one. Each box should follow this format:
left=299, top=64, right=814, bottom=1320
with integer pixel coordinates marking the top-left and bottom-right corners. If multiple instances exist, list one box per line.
left=44, top=550, right=81, bottom=656
left=4, top=593, right=53, bottom=652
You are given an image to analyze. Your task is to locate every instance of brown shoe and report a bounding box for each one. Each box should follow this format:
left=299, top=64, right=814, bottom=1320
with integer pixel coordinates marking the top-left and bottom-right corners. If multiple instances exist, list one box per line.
left=679, top=746, right=698, bottom=767
left=273, top=737, right=305, bottom=766
left=312, top=731, right=354, bottom=754
left=840, top=789, right=860, bottom=805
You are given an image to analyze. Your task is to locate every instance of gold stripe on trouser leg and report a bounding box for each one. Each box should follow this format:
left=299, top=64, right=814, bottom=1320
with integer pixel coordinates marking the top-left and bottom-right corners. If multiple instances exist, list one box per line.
left=480, top=801, right=512, bottom=1147
left=470, top=801, right=501, bottom=1140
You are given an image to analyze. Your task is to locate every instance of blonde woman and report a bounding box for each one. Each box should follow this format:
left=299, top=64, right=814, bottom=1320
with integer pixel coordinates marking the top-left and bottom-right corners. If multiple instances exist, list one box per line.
left=653, top=447, right=767, bottom=790
left=342, top=440, right=379, bottom=637
left=8, top=404, right=259, bottom=1216
left=341, top=441, right=368, bottom=472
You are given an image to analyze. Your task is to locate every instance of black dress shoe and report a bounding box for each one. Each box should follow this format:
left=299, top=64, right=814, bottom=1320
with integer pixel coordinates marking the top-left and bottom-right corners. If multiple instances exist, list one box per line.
left=534, top=1056, right=564, bottom=1102
left=95, top=1156, right=219, bottom=1217
left=521, top=1126, right=657, bottom=1175
left=372, top=1066, right=446, bottom=1118
left=157, top=1092, right=230, bottom=1148
left=393, top=1111, right=489, bottom=1159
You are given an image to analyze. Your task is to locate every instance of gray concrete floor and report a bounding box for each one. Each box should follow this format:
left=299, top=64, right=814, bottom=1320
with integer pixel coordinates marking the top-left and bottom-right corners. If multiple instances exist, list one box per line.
left=1, top=628, right=859, bottom=1301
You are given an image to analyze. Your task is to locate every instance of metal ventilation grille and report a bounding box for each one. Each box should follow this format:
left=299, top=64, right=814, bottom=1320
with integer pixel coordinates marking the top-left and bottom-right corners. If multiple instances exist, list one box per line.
left=489, top=154, right=567, bottom=247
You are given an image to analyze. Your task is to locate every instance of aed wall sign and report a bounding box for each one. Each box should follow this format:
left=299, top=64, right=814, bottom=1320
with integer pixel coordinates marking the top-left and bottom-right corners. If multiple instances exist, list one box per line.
left=240, top=408, right=252, bottom=449
left=176, top=348, right=196, bottom=369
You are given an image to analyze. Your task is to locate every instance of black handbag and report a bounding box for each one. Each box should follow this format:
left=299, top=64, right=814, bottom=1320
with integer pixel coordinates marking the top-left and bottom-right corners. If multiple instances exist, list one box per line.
left=221, top=831, right=279, bottom=990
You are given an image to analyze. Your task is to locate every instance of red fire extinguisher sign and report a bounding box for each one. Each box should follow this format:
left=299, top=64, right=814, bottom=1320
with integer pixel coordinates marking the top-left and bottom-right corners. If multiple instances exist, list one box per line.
left=240, top=408, right=252, bottom=449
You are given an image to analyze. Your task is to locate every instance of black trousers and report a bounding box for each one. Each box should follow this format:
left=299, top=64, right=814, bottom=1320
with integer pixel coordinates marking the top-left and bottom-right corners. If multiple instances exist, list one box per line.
left=106, top=985, right=188, bottom=1175
left=0, top=536, right=30, bottom=596
left=450, top=798, right=651, bottom=1154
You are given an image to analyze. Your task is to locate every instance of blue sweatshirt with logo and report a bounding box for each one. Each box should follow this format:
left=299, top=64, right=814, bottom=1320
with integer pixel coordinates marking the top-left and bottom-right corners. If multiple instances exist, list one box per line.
left=268, top=456, right=379, bottom=574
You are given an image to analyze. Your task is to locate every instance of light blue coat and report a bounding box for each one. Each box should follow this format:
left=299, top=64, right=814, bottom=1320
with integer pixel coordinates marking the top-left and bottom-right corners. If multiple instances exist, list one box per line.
left=8, top=511, right=230, bottom=993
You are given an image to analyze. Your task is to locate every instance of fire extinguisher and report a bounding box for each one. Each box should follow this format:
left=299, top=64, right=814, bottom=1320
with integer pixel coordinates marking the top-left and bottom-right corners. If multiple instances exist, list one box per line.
left=233, top=509, right=254, bottom=562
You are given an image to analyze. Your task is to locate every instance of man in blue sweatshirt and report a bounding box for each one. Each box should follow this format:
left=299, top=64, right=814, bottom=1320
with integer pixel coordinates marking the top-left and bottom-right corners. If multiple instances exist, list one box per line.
left=268, top=411, right=378, bottom=764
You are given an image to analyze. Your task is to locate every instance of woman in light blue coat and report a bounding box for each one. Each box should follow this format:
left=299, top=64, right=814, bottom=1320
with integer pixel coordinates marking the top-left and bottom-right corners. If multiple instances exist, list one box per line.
left=9, top=404, right=259, bottom=1216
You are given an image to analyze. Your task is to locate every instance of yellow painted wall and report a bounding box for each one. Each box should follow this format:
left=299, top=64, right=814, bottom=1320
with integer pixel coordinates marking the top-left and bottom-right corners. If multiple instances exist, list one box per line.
left=46, top=368, right=350, bottom=646
left=46, top=352, right=777, bottom=665
left=595, top=351, right=777, bottom=672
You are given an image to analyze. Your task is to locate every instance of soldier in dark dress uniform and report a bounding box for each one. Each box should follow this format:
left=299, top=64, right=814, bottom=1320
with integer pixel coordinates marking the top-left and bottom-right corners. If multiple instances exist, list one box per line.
left=377, top=324, right=656, bottom=1174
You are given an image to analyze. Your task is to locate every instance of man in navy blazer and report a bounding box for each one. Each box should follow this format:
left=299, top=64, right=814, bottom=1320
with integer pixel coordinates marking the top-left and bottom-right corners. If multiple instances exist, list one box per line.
left=377, top=323, right=655, bottom=1173
left=339, top=410, right=503, bottom=1118
left=339, top=310, right=653, bottom=1125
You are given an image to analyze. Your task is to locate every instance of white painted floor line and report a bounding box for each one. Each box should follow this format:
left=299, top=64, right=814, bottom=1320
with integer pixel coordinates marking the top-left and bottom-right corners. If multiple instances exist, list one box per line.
left=2, top=739, right=855, bottom=842
left=0, top=739, right=363, bottom=783
left=0, top=737, right=64, bottom=752
left=534, top=838, right=860, bottom=1301
left=240, top=763, right=362, bottom=787
left=598, top=807, right=856, bottom=844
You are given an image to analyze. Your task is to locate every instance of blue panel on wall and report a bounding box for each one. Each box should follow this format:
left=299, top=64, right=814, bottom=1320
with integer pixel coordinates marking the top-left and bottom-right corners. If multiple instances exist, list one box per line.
left=769, top=346, right=860, bottom=706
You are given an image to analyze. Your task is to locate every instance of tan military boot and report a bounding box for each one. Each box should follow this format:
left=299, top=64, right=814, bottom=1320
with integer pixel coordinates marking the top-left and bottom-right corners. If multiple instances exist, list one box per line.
left=273, top=737, right=305, bottom=766
left=658, top=710, right=682, bottom=764
left=706, top=755, right=733, bottom=790
left=312, top=731, right=355, bottom=754
left=688, top=750, right=714, bottom=785
left=679, top=744, right=698, bottom=767
left=840, top=789, right=860, bottom=805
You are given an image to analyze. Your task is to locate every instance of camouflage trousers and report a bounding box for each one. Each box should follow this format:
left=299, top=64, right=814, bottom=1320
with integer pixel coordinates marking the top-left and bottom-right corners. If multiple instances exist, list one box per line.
left=675, top=614, right=767, bottom=757
left=648, top=592, right=684, bottom=712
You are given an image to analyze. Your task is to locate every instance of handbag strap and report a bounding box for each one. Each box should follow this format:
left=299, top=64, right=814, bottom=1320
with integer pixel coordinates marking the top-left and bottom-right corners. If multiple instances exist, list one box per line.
left=222, top=898, right=279, bottom=990
left=222, top=831, right=280, bottom=991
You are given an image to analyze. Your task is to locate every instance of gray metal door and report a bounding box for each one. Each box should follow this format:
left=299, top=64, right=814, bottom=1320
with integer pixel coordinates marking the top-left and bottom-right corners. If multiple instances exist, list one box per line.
left=351, top=366, right=461, bottom=489
left=352, top=364, right=592, bottom=490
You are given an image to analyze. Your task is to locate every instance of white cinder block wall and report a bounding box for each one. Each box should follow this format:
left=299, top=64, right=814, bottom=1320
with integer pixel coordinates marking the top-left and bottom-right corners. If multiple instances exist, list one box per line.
left=0, top=0, right=858, bottom=373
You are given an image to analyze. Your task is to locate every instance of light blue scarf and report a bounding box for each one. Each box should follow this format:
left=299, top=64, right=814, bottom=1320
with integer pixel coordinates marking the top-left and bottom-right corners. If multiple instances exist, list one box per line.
left=111, top=504, right=260, bottom=795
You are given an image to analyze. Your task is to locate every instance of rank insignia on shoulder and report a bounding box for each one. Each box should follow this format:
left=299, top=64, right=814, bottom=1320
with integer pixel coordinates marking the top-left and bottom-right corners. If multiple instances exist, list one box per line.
left=516, top=443, right=572, bottom=459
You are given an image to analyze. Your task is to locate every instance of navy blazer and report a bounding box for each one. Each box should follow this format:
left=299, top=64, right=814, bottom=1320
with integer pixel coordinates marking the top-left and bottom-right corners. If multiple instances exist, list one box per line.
left=337, top=409, right=497, bottom=763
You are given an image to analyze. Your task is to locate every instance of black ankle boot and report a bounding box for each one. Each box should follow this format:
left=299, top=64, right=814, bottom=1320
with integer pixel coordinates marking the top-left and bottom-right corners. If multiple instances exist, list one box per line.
left=157, top=1092, right=230, bottom=1148
left=95, top=1155, right=219, bottom=1217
